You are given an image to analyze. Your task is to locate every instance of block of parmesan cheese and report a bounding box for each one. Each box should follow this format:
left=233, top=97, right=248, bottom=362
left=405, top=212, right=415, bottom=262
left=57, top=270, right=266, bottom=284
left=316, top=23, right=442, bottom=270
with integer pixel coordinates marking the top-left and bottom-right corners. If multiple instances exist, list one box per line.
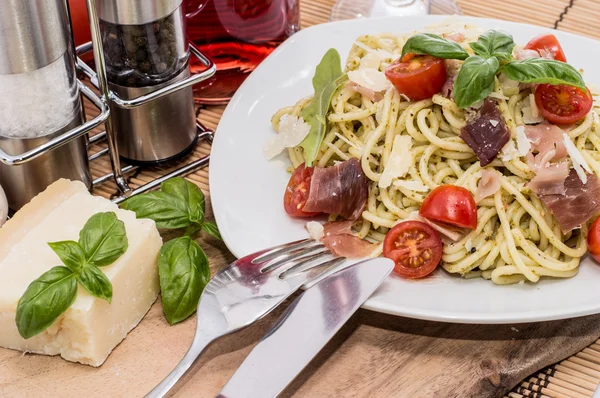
left=0, top=179, right=162, bottom=366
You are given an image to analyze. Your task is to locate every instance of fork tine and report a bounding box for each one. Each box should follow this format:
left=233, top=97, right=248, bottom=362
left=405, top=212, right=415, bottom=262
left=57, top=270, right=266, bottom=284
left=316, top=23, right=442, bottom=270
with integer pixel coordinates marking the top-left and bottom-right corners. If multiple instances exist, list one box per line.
left=250, top=238, right=314, bottom=264
left=260, top=244, right=327, bottom=273
left=278, top=250, right=337, bottom=279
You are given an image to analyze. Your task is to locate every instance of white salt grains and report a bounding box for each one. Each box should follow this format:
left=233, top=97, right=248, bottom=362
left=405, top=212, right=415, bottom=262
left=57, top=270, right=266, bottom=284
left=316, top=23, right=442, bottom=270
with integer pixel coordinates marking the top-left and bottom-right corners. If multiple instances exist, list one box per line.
left=0, top=54, right=79, bottom=138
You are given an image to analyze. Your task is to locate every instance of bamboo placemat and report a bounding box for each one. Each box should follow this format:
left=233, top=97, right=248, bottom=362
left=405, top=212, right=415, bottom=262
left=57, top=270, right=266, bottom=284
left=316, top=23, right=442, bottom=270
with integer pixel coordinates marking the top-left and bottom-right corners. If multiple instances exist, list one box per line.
left=84, top=1, right=600, bottom=397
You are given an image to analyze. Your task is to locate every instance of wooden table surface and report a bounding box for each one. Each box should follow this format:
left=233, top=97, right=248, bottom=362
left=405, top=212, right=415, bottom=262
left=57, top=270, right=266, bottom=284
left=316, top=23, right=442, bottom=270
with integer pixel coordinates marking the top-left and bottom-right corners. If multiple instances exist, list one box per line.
left=4, top=1, right=600, bottom=398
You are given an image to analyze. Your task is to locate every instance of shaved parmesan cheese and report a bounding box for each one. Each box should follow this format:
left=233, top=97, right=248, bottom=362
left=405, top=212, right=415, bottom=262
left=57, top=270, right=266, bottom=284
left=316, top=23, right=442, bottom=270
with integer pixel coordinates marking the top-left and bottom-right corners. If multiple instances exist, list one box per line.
left=521, top=94, right=544, bottom=124
left=529, top=94, right=539, bottom=118
left=264, top=114, right=311, bottom=160
left=379, top=135, right=413, bottom=188
left=488, top=91, right=509, bottom=101
left=522, top=105, right=544, bottom=124
left=500, top=139, right=518, bottom=161
left=515, top=126, right=531, bottom=156
left=394, top=179, right=430, bottom=192
left=489, top=119, right=499, bottom=127
left=563, top=133, right=592, bottom=183
left=358, top=50, right=393, bottom=70
left=306, top=221, right=325, bottom=241
left=499, top=73, right=520, bottom=96
left=465, top=239, right=473, bottom=252
left=347, top=68, right=391, bottom=93
left=353, top=41, right=394, bottom=60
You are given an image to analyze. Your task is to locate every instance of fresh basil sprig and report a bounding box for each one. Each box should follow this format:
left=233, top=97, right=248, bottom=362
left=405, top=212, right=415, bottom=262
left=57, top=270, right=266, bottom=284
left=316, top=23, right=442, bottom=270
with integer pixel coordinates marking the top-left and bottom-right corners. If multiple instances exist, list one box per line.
left=300, top=48, right=344, bottom=167
left=469, top=30, right=515, bottom=61
left=501, top=58, right=586, bottom=90
left=158, top=236, right=210, bottom=325
left=121, top=177, right=217, bottom=325
left=401, top=33, right=469, bottom=60
left=398, top=29, right=587, bottom=109
left=454, top=56, right=500, bottom=109
left=16, top=212, right=128, bottom=339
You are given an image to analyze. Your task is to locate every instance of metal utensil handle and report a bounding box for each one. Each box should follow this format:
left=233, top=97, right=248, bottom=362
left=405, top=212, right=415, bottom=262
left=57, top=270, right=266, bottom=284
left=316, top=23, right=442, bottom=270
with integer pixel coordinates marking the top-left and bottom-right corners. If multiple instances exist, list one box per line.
left=145, top=332, right=215, bottom=398
left=75, top=42, right=216, bottom=110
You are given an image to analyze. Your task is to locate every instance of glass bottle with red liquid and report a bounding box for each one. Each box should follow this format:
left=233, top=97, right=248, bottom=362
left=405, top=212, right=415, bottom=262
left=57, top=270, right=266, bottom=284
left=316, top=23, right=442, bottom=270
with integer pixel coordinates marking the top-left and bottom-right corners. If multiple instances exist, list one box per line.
left=185, top=0, right=300, bottom=104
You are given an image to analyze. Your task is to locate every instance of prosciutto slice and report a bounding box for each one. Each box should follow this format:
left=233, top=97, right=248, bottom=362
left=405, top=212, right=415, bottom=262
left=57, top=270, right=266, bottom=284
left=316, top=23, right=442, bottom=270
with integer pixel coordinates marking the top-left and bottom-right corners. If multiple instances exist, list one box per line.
left=460, top=99, right=511, bottom=166
left=538, top=170, right=600, bottom=232
left=320, top=221, right=378, bottom=258
left=525, top=123, right=568, bottom=162
left=303, top=158, right=368, bottom=220
left=475, top=169, right=501, bottom=202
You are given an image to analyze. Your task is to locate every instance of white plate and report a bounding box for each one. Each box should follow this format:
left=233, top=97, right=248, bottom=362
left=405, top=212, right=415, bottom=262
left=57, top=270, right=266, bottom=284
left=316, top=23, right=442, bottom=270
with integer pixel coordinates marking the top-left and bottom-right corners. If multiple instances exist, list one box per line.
left=210, top=15, right=600, bottom=324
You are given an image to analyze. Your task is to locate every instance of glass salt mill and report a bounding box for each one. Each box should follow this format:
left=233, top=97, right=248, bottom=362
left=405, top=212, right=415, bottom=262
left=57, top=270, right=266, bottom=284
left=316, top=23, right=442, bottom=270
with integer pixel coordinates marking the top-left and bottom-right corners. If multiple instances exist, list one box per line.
left=0, top=0, right=92, bottom=209
left=96, top=0, right=197, bottom=164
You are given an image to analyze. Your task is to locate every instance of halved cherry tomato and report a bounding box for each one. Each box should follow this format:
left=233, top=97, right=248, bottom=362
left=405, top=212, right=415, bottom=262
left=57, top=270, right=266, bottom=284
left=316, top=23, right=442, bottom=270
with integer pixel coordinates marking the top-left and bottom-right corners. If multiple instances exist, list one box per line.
left=524, top=34, right=567, bottom=62
left=534, top=84, right=593, bottom=125
left=588, top=216, right=600, bottom=263
left=283, top=163, right=319, bottom=218
left=383, top=221, right=443, bottom=278
left=385, top=55, right=447, bottom=101
left=420, top=185, right=477, bottom=230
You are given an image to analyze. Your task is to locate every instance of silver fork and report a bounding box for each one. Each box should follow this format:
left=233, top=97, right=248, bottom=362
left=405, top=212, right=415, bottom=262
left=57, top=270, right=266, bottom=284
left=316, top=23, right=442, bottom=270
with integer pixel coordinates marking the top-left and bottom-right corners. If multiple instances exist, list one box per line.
left=146, top=238, right=344, bottom=398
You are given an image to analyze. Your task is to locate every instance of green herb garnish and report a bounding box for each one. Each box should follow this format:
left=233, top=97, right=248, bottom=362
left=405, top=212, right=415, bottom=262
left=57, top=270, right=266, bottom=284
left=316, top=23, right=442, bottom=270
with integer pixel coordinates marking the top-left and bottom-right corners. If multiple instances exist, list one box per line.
left=501, top=58, right=586, bottom=90
left=401, top=33, right=469, bottom=60
left=454, top=56, right=499, bottom=108
left=16, top=212, right=127, bottom=339
left=300, top=48, right=344, bottom=167
left=469, top=30, right=515, bottom=60
left=399, top=29, right=587, bottom=108
left=121, top=177, right=218, bottom=325
left=158, top=236, right=210, bottom=325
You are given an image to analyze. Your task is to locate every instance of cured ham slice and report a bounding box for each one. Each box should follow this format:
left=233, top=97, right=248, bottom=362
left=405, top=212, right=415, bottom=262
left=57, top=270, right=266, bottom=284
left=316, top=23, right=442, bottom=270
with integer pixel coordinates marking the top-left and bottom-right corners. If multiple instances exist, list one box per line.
left=475, top=169, right=501, bottom=202
left=320, top=221, right=377, bottom=258
left=528, top=160, right=570, bottom=195
left=525, top=123, right=567, bottom=162
left=538, top=170, right=600, bottom=232
left=460, top=99, right=510, bottom=166
left=514, top=49, right=540, bottom=60
left=303, top=158, right=368, bottom=220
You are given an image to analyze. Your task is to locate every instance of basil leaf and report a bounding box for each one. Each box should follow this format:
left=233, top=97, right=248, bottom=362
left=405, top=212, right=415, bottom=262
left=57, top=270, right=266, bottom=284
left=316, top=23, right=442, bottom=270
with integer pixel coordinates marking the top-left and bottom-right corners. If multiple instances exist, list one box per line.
left=454, top=56, right=500, bottom=108
left=159, top=236, right=210, bottom=325
left=300, top=48, right=344, bottom=166
left=121, top=191, right=191, bottom=229
left=401, top=33, right=469, bottom=60
left=77, top=266, right=113, bottom=303
left=79, top=212, right=128, bottom=267
left=502, top=58, right=586, bottom=90
left=200, top=221, right=222, bottom=241
left=16, top=266, right=77, bottom=339
left=469, top=30, right=515, bottom=60
left=48, top=241, right=86, bottom=273
left=161, top=178, right=205, bottom=224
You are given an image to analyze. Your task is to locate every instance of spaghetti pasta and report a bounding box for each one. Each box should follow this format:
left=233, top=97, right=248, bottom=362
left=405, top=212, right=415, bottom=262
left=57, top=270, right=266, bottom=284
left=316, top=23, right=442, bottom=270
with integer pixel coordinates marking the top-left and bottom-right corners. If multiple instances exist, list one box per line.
left=270, top=22, right=600, bottom=285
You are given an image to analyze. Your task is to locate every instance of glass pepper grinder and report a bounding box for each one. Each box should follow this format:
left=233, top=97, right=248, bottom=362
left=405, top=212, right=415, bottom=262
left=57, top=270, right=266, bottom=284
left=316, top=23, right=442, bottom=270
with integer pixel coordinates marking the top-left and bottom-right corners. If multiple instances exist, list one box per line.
left=97, top=0, right=197, bottom=164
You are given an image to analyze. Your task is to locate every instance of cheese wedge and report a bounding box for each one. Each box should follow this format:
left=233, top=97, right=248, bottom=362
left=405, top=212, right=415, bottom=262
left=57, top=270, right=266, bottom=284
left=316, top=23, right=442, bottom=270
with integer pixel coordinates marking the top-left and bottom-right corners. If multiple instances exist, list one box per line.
left=0, top=179, right=162, bottom=366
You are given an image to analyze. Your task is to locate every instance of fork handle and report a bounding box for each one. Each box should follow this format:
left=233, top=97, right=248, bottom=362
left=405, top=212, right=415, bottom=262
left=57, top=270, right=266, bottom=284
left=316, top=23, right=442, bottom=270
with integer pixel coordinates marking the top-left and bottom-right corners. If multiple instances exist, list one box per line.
left=145, top=333, right=214, bottom=398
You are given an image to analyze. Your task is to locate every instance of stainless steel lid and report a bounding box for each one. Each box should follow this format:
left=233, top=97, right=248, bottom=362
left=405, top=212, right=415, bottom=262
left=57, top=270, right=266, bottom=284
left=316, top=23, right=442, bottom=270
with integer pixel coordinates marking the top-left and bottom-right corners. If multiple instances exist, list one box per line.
left=97, top=0, right=184, bottom=25
left=0, top=0, right=70, bottom=74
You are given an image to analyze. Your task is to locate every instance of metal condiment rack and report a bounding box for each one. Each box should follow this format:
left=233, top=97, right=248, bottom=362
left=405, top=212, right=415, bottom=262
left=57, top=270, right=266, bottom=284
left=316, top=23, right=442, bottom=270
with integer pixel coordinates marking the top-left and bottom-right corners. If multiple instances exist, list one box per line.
left=0, top=0, right=216, bottom=203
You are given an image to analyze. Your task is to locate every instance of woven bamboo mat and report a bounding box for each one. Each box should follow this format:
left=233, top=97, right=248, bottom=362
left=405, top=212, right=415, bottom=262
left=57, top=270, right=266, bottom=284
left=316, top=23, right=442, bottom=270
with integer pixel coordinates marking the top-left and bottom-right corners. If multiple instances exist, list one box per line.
left=84, top=1, right=600, bottom=397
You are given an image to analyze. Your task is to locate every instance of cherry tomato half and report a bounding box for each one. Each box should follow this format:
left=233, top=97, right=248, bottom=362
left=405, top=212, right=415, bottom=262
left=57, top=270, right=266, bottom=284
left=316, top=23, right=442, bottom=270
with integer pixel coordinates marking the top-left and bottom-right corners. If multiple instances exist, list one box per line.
left=283, top=163, right=319, bottom=218
left=524, top=34, right=567, bottom=62
left=385, top=55, right=447, bottom=101
left=420, top=185, right=477, bottom=230
left=534, top=84, right=593, bottom=125
left=588, top=216, right=600, bottom=263
left=383, top=221, right=443, bottom=278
